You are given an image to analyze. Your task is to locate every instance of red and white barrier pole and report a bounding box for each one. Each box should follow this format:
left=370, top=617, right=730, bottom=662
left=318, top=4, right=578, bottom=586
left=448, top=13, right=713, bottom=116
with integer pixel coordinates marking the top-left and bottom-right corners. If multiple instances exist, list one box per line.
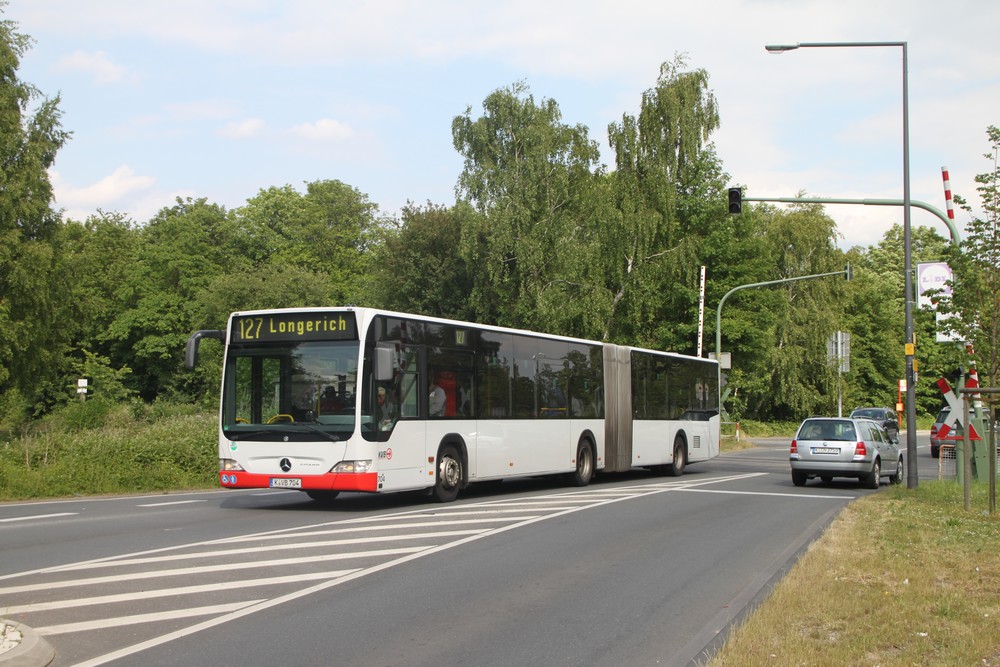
left=942, top=166, right=956, bottom=221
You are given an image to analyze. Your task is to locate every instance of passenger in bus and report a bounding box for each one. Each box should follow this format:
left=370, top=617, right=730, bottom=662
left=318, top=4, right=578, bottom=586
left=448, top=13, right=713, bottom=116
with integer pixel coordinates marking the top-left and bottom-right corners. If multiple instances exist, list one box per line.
left=377, top=386, right=397, bottom=431
left=319, top=386, right=343, bottom=413
left=429, top=373, right=446, bottom=417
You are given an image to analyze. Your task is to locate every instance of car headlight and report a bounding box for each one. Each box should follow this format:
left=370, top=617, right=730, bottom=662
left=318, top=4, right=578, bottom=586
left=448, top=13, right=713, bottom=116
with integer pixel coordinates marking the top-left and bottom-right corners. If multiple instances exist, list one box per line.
left=331, top=460, right=373, bottom=474
left=220, top=459, right=245, bottom=472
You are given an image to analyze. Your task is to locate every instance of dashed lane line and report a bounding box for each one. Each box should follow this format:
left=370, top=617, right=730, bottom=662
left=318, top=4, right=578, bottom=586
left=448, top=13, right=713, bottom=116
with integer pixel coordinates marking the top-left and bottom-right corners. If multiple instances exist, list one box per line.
left=0, top=512, right=77, bottom=523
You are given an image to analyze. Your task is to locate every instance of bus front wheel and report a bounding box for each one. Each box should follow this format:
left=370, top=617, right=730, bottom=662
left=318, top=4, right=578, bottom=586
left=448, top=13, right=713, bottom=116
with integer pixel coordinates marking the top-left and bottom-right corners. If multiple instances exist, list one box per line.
left=305, top=490, right=340, bottom=504
left=433, top=445, right=463, bottom=503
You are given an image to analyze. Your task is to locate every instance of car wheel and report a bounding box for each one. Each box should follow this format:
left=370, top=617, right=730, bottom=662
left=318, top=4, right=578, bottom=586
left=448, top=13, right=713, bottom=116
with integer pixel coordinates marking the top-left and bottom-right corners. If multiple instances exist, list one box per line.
left=931, top=444, right=940, bottom=459
left=889, top=457, right=904, bottom=485
left=862, top=459, right=881, bottom=489
left=792, top=470, right=808, bottom=487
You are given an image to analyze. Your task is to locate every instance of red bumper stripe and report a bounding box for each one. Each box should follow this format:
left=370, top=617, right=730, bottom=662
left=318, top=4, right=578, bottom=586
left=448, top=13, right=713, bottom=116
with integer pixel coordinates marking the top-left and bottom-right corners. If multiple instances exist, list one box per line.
left=220, top=472, right=379, bottom=492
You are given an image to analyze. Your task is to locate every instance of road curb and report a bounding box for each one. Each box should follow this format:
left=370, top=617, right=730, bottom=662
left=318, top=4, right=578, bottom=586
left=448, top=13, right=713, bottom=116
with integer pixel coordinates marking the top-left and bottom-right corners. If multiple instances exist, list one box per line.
left=0, top=621, right=55, bottom=667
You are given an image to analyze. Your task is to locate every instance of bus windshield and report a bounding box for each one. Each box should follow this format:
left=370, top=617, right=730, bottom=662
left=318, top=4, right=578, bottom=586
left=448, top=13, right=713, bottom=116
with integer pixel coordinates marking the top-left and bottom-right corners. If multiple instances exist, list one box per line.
left=221, top=340, right=360, bottom=442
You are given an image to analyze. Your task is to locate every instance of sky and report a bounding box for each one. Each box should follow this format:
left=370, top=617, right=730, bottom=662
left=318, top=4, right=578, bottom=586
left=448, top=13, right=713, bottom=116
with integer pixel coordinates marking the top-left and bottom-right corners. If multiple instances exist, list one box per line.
left=8, top=0, right=1000, bottom=249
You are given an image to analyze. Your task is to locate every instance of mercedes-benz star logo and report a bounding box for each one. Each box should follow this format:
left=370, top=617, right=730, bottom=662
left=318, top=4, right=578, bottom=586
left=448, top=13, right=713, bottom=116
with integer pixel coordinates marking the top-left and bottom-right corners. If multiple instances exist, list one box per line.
left=279, top=458, right=292, bottom=472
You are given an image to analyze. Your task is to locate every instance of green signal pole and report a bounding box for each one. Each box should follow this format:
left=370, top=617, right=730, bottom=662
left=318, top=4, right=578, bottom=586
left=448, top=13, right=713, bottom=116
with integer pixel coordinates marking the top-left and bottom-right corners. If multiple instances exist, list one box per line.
left=715, top=267, right=850, bottom=367
left=742, top=196, right=960, bottom=245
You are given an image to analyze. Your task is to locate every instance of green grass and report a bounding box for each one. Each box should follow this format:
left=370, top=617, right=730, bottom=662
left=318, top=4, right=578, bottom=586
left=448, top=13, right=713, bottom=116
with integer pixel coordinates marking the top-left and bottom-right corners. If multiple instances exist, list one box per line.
left=706, top=480, right=1000, bottom=666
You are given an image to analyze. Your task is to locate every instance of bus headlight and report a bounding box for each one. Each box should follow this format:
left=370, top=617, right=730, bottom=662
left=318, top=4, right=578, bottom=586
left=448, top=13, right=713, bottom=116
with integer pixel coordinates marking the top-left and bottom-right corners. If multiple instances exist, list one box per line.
left=220, top=459, right=245, bottom=472
left=331, top=460, right=373, bottom=474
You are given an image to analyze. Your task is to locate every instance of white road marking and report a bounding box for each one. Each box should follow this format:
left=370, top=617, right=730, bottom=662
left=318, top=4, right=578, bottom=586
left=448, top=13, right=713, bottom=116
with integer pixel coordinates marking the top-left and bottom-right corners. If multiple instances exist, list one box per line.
left=54, top=529, right=490, bottom=571
left=37, top=600, right=266, bottom=636
left=5, top=570, right=360, bottom=614
left=0, top=546, right=429, bottom=595
left=0, top=512, right=77, bottom=523
left=136, top=500, right=208, bottom=507
left=678, top=488, right=856, bottom=500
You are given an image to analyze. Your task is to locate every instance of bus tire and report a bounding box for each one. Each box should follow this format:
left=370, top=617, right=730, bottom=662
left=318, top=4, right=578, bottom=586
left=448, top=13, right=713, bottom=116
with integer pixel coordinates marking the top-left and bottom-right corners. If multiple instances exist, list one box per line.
left=433, top=444, right=463, bottom=503
left=305, top=490, right=340, bottom=504
left=570, top=439, right=594, bottom=487
left=668, top=437, right=687, bottom=477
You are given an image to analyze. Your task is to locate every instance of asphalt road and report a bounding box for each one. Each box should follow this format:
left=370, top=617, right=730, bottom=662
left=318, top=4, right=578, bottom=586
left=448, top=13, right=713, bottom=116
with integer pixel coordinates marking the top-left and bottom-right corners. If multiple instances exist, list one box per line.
left=0, top=432, right=934, bottom=667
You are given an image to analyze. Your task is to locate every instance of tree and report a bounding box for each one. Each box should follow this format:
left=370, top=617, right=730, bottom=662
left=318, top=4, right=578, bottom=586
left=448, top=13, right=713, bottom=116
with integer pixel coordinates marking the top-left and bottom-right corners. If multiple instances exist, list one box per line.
left=942, top=125, right=1000, bottom=390
left=602, top=56, right=721, bottom=347
left=857, top=223, right=955, bottom=415
left=227, top=180, right=384, bottom=305
left=452, top=81, right=604, bottom=332
left=106, top=198, right=233, bottom=400
left=739, top=202, right=845, bottom=419
left=0, top=9, right=70, bottom=418
left=366, top=202, right=479, bottom=321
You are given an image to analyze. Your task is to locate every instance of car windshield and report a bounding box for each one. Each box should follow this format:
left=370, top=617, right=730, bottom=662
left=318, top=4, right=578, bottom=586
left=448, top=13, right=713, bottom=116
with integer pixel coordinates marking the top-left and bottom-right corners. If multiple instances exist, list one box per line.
left=798, top=419, right=857, bottom=442
left=851, top=408, right=882, bottom=420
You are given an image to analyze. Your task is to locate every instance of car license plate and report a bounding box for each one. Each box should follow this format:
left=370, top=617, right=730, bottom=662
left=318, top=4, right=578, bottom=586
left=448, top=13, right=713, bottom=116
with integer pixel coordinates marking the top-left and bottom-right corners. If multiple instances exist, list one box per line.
left=269, top=478, right=302, bottom=488
left=812, top=447, right=839, bottom=455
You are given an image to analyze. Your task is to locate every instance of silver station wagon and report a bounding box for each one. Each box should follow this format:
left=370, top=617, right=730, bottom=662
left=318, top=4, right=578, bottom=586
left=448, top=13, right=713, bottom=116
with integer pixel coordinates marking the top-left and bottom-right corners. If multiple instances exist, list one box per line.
left=789, top=417, right=904, bottom=489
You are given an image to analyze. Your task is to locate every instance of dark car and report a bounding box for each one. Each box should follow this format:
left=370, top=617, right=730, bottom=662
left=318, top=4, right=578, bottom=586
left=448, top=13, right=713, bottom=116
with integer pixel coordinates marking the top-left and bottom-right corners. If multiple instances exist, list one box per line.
left=849, top=407, right=899, bottom=444
left=930, top=407, right=950, bottom=458
left=931, top=406, right=994, bottom=458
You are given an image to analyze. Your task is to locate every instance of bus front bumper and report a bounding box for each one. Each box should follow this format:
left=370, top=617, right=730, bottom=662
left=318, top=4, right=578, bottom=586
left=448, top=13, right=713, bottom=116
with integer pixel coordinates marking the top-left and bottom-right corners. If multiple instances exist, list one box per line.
left=219, top=471, right=379, bottom=493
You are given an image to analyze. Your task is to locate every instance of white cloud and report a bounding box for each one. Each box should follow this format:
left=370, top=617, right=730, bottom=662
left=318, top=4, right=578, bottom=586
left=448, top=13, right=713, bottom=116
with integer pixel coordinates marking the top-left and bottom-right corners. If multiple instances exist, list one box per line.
left=287, top=118, right=354, bottom=142
left=51, top=165, right=155, bottom=210
left=219, top=117, right=266, bottom=139
left=52, top=50, right=130, bottom=84
left=50, top=166, right=197, bottom=223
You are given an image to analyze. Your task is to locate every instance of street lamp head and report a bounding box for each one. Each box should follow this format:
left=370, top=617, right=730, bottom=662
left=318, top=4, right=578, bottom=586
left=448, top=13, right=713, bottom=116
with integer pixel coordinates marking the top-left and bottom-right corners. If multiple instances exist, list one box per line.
left=765, top=44, right=800, bottom=53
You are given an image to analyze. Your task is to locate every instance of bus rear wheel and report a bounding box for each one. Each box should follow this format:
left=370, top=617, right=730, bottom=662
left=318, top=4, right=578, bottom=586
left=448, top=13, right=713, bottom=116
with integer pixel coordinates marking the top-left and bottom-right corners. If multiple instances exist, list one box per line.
left=668, top=438, right=687, bottom=477
left=433, top=445, right=462, bottom=503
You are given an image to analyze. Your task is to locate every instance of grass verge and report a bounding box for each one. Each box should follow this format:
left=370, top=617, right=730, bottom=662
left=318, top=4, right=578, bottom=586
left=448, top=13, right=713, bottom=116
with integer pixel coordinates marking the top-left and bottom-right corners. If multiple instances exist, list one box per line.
left=0, top=402, right=217, bottom=500
left=706, top=480, right=1000, bottom=666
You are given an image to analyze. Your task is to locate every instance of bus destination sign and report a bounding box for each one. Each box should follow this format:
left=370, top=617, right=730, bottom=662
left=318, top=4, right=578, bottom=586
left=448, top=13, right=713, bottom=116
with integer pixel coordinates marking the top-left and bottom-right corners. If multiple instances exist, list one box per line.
left=232, top=312, right=358, bottom=343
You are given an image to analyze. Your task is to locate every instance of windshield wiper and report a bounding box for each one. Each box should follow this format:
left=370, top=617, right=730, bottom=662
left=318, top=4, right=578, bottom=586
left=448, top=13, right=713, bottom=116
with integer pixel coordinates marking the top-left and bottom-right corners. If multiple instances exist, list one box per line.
left=224, top=429, right=274, bottom=440
left=224, top=425, right=342, bottom=442
left=286, top=423, right=343, bottom=442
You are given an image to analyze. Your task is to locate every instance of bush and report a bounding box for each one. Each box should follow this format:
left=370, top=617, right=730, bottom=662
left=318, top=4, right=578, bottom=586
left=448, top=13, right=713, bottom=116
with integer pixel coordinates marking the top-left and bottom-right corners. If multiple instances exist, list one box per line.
left=0, top=401, right=217, bottom=500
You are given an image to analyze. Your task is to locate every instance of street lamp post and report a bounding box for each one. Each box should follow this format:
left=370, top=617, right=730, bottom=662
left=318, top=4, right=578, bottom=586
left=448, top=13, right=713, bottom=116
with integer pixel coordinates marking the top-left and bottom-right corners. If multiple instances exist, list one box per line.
left=765, top=41, right=917, bottom=488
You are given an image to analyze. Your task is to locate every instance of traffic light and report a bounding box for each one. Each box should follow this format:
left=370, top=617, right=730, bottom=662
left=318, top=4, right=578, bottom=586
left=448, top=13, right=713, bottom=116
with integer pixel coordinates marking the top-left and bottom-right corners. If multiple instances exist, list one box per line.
left=845, top=263, right=853, bottom=281
left=727, top=187, right=742, bottom=214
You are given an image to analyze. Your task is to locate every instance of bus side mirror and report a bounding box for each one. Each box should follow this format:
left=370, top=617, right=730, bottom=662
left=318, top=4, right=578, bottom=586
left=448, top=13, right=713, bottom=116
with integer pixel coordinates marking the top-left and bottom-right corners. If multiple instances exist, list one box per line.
left=185, top=330, right=225, bottom=368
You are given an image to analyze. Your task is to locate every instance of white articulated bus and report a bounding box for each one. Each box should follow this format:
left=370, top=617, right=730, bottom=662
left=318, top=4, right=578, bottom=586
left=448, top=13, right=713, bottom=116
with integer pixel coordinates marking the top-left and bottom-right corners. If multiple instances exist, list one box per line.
left=186, top=307, right=720, bottom=503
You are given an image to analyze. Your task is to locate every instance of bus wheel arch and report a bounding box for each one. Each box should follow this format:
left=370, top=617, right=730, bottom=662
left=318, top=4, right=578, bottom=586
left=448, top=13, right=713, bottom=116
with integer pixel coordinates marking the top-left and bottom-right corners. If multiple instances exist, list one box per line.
left=432, top=437, right=467, bottom=503
left=668, top=433, right=688, bottom=477
left=570, top=434, right=596, bottom=487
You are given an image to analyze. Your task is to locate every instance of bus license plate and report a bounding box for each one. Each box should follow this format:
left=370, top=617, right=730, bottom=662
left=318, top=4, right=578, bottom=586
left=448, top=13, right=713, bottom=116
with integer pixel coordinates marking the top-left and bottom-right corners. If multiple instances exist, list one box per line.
left=812, top=447, right=839, bottom=455
left=270, top=478, right=302, bottom=488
